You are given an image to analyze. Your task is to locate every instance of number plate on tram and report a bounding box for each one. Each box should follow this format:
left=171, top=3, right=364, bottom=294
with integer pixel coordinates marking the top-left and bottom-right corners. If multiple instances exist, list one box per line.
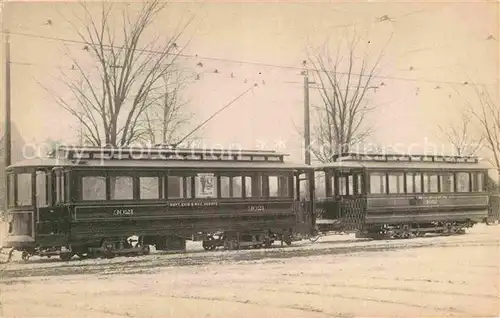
left=113, top=209, right=134, bottom=216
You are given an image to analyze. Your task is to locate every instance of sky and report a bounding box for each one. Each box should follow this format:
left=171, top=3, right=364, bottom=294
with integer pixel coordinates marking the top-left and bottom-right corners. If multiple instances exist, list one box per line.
left=0, top=0, right=498, bottom=164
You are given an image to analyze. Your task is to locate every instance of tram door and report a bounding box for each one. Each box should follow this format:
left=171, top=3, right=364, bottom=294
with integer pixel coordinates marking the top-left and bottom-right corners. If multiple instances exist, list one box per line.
left=293, top=170, right=314, bottom=236
left=331, top=168, right=366, bottom=231
left=6, top=171, right=35, bottom=241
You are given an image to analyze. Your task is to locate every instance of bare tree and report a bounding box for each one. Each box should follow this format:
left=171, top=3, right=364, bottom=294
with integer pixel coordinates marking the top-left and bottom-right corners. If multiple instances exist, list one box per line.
left=437, top=112, right=484, bottom=156
left=306, top=36, right=387, bottom=163
left=455, top=82, right=500, bottom=181
left=45, top=0, right=192, bottom=147
left=142, top=68, right=194, bottom=145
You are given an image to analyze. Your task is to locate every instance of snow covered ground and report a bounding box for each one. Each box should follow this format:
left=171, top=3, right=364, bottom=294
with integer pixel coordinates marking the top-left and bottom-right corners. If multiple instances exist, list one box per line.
left=1, top=224, right=499, bottom=317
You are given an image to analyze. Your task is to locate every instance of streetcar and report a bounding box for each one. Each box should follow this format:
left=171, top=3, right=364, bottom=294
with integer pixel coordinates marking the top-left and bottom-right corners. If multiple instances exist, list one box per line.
left=2, top=145, right=315, bottom=261
left=314, top=153, right=490, bottom=239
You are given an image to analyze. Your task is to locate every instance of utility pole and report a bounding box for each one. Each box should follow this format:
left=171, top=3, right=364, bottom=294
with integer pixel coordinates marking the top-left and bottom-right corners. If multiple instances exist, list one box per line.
left=303, top=68, right=316, bottom=235
left=303, top=69, right=315, bottom=165
left=304, top=71, right=311, bottom=165
left=3, top=30, right=11, bottom=217
left=4, top=30, right=11, bottom=168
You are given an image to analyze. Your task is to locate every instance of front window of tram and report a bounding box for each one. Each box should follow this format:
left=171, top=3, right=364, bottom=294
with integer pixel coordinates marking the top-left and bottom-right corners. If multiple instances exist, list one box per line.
left=7, top=172, right=34, bottom=237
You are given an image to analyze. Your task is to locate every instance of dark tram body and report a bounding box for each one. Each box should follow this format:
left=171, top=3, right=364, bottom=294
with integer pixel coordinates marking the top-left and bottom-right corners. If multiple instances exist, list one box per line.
left=3, top=146, right=314, bottom=260
left=1, top=147, right=492, bottom=262
left=314, top=153, right=490, bottom=238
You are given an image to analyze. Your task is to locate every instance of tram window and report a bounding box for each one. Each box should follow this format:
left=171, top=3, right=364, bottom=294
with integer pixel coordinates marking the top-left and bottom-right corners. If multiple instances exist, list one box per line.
left=167, top=176, right=183, bottom=199
left=440, top=173, right=455, bottom=193
left=407, top=173, right=423, bottom=193
left=36, top=171, right=48, bottom=207
left=185, top=176, right=193, bottom=198
left=348, top=175, right=354, bottom=195
left=269, top=176, right=279, bottom=197
left=298, top=174, right=310, bottom=199
left=268, top=175, right=289, bottom=197
left=81, top=176, right=106, bottom=200
left=456, top=172, right=470, bottom=192
left=232, top=177, right=242, bottom=198
left=414, top=173, right=422, bottom=193
left=8, top=174, right=15, bottom=207
left=195, top=174, right=217, bottom=198
left=472, top=172, right=485, bottom=192
left=423, top=173, right=438, bottom=193
left=338, top=176, right=347, bottom=195
left=406, top=173, right=415, bottom=193
left=245, top=175, right=264, bottom=197
left=254, top=175, right=263, bottom=197
left=245, top=176, right=252, bottom=197
left=140, top=177, right=159, bottom=199
left=56, top=172, right=65, bottom=203
left=369, top=173, right=386, bottom=194
left=65, top=172, right=71, bottom=203
left=16, top=173, right=32, bottom=206
left=110, top=176, right=133, bottom=200
left=220, top=176, right=230, bottom=198
left=330, top=175, right=335, bottom=196
left=356, top=174, right=363, bottom=195
left=315, top=172, right=326, bottom=198
left=278, top=176, right=290, bottom=197
left=388, top=173, right=404, bottom=194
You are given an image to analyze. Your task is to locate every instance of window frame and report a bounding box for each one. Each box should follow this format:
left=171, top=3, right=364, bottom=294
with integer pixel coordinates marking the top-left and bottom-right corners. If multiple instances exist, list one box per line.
left=471, top=171, right=485, bottom=192
left=388, top=172, right=405, bottom=194
left=423, top=172, right=439, bottom=193
left=368, top=171, right=387, bottom=195
left=138, top=175, right=161, bottom=200
left=456, top=171, right=471, bottom=193
left=15, top=171, right=34, bottom=207
left=439, top=172, right=455, bottom=193
left=80, top=174, right=107, bottom=201
left=72, top=168, right=296, bottom=202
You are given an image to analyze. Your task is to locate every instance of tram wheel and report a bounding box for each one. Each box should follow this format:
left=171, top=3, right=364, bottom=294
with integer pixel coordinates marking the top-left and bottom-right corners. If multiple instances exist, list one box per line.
left=202, top=240, right=212, bottom=251
left=60, top=252, right=74, bottom=261
left=77, top=253, right=89, bottom=260
left=141, top=245, right=150, bottom=255
left=443, top=222, right=453, bottom=235
left=21, top=251, right=30, bottom=262
left=401, top=225, right=411, bottom=239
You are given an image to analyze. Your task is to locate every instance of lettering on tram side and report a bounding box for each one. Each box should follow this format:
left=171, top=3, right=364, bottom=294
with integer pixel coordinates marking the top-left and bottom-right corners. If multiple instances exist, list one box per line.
left=168, top=201, right=219, bottom=208
left=410, top=195, right=450, bottom=206
left=112, top=208, right=134, bottom=216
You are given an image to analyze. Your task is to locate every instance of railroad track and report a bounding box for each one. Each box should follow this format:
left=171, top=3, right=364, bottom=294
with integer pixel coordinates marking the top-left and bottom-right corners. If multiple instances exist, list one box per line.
left=1, top=233, right=498, bottom=280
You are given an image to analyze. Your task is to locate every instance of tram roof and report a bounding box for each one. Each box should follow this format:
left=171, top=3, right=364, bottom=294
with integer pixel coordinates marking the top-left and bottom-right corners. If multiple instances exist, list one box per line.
left=316, top=152, right=491, bottom=170
left=52, top=145, right=290, bottom=159
left=6, top=157, right=313, bottom=171
left=316, top=161, right=490, bottom=170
